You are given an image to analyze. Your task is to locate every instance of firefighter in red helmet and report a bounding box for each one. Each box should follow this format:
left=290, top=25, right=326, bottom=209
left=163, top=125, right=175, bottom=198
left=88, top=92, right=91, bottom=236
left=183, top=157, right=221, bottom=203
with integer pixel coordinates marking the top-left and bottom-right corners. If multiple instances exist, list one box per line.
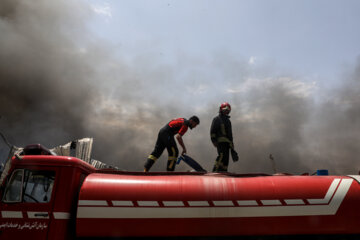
left=144, top=116, right=200, bottom=172
left=210, top=102, right=238, bottom=172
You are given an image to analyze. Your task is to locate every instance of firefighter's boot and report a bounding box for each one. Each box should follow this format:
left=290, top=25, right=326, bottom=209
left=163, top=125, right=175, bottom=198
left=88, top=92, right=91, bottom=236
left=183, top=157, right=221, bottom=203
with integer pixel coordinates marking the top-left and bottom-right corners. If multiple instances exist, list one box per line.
left=144, top=155, right=157, bottom=172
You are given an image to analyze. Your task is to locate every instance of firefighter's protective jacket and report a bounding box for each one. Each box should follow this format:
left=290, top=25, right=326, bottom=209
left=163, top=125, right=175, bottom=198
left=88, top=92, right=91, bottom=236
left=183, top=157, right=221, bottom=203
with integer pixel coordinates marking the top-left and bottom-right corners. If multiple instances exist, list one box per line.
left=210, top=114, right=233, bottom=147
left=162, top=118, right=189, bottom=136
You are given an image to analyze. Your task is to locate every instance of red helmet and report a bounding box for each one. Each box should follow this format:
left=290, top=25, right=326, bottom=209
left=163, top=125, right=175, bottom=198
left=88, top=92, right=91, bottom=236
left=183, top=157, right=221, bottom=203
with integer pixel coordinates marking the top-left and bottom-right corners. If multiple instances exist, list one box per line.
left=219, top=102, right=231, bottom=114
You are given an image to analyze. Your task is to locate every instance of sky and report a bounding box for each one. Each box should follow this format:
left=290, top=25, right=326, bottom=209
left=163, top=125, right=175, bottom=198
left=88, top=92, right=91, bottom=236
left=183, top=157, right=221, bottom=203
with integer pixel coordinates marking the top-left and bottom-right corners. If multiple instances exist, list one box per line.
left=0, top=0, right=359, bottom=175
left=88, top=0, right=360, bottom=82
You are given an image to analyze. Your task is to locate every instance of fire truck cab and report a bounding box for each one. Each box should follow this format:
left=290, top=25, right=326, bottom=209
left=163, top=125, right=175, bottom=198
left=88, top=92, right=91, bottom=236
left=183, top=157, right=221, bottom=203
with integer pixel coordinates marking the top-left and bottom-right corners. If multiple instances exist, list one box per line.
left=0, top=152, right=95, bottom=240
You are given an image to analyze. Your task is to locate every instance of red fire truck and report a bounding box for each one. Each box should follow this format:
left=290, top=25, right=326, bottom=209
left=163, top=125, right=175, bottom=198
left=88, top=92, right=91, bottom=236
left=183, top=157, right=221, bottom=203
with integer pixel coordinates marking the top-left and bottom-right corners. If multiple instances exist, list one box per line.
left=1, top=142, right=360, bottom=239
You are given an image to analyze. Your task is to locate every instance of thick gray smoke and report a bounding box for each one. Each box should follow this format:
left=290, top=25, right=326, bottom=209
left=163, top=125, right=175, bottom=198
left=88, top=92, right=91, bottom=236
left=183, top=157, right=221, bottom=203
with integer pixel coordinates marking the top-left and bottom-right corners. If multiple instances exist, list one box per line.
left=1, top=0, right=359, bottom=175
left=0, top=0, right=187, bottom=170
left=0, top=0, right=98, bottom=145
left=301, top=61, right=360, bottom=174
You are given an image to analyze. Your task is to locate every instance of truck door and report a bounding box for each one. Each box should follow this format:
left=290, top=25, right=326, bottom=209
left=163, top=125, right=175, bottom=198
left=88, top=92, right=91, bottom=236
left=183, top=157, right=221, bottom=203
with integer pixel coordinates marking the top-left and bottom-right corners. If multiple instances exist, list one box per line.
left=0, top=168, right=56, bottom=240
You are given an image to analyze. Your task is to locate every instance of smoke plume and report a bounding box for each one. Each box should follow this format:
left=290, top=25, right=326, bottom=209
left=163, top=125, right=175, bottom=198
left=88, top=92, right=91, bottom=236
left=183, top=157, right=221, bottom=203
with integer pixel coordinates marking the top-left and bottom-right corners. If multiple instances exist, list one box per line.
left=1, top=0, right=359, bottom=175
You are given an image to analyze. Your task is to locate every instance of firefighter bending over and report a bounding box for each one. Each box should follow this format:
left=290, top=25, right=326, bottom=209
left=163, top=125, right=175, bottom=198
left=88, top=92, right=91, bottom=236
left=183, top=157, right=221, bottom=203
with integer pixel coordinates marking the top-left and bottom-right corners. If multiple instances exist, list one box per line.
left=210, top=102, right=238, bottom=172
left=144, top=116, right=200, bottom=172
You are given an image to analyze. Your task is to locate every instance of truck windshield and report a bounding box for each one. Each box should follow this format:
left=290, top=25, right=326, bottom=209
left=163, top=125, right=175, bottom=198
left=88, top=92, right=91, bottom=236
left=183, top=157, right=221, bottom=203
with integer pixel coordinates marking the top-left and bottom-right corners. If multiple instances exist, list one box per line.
left=2, top=169, right=55, bottom=203
left=3, top=169, right=24, bottom=202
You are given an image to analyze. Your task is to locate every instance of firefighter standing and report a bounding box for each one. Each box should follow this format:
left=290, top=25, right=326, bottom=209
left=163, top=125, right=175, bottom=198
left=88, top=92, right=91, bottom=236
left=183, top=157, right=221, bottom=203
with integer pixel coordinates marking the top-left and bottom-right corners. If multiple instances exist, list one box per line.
left=210, top=102, right=238, bottom=172
left=144, top=116, right=200, bottom=172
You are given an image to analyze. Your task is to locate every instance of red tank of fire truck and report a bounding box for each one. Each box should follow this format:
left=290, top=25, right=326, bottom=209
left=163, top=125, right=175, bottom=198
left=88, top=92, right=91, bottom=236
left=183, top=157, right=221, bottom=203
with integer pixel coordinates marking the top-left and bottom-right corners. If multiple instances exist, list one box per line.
left=1, top=141, right=360, bottom=239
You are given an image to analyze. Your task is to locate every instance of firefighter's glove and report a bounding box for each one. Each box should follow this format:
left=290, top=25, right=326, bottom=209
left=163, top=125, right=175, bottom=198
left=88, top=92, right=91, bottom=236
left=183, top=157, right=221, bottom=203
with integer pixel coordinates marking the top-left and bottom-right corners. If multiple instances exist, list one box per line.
left=231, top=149, right=239, bottom=162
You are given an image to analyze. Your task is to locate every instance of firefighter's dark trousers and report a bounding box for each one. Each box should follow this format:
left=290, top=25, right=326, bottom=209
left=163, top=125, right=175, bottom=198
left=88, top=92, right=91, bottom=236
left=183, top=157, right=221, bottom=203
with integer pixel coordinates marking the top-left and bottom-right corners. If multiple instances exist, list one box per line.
left=144, top=129, right=179, bottom=172
left=212, top=142, right=230, bottom=172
